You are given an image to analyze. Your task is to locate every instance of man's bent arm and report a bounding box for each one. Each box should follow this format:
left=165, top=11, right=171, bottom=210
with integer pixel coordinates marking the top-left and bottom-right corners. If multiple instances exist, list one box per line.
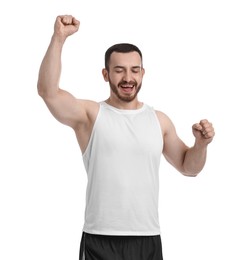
left=158, top=111, right=215, bottom=177
left=182, top=143, right=208, bottom=176
left=37, top=15, right=93, bottom=129
left=182, top=120, right=214, bottom=176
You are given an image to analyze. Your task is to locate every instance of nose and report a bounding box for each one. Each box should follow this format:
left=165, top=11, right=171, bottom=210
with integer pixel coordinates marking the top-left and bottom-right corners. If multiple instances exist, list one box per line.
left=122, top=70, right=132, bottom=82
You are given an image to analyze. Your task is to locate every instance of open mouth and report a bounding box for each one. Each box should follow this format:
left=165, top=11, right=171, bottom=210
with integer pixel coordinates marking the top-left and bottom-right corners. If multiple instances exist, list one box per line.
left=119, top=84, right=135, bottom=93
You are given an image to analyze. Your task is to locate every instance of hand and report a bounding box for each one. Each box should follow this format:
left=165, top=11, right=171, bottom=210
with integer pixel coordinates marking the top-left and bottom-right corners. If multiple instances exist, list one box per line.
left=53, top=15, right=80, bottom=41
left=192, top=119, right=215, bottom=146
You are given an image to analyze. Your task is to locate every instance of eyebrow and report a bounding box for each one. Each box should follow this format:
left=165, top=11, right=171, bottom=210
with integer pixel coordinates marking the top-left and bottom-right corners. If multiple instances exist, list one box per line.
left=113, top=65, right=142, bottom=69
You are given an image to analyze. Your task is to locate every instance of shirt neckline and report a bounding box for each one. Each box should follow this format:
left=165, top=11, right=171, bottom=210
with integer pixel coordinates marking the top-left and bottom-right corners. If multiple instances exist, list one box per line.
left=101, top=101, right=146, bottom=114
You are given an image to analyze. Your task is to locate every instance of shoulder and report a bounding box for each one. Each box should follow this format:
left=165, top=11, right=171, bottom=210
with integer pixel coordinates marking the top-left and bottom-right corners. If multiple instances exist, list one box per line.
left=155, top=110, right=172, bottom=125
left=155, top=110, right=176, bottom=137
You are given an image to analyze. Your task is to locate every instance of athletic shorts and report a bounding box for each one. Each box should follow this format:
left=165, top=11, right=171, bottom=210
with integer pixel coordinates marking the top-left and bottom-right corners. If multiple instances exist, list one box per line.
left=79, top=232, right=163, bottom=260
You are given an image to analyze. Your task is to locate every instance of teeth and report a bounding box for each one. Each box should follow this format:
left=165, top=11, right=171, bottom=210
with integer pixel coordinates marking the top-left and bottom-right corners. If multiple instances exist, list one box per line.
left=121, top=85, right=133, bottom=88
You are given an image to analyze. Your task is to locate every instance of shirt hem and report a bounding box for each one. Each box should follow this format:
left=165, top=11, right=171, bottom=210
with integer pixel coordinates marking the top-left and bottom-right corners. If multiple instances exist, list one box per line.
left=83, top=228, right=161, bottom=236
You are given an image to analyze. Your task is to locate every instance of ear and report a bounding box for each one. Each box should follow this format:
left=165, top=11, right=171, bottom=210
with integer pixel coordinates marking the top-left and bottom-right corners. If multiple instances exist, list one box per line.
left=141, top=68, right=145, bottom=77
left=102, top=68, right=109, bottom=82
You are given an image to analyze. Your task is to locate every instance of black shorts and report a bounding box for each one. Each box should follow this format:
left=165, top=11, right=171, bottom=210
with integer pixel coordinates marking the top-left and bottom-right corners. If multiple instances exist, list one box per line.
left=79, top=232, right=163, bottom=260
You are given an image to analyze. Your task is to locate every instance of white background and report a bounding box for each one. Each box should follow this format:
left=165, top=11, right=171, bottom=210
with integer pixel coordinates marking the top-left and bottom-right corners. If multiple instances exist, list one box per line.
left=0, top=0, right=233, bottom=259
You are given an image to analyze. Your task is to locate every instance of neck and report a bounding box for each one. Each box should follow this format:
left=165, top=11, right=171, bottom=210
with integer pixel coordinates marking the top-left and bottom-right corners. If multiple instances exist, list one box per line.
left=105, top=97, right=143, bottom=110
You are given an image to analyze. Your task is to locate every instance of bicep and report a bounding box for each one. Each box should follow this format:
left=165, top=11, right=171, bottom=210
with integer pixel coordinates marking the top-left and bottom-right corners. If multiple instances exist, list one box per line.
left=42, top=89, right=90, bottom=128
left=157, top=111, right=189, bottom=173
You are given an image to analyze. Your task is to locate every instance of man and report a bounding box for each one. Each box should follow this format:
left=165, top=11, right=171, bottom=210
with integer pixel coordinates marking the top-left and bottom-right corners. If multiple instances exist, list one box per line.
left=37, top=15, right=215, bottom=260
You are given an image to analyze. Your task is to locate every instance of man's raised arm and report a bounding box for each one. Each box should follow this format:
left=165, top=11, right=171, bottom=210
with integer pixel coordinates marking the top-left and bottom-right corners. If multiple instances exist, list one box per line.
left=37, top=15, right=92, bottom=129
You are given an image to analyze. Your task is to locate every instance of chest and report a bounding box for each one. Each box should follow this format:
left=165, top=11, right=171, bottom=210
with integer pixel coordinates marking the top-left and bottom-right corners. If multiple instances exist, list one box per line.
left=93, top=109, right=163, bottom=157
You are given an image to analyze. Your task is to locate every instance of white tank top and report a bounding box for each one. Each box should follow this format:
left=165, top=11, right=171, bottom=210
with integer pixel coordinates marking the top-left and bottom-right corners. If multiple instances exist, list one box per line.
left=82, top=102, right=163, bottom=235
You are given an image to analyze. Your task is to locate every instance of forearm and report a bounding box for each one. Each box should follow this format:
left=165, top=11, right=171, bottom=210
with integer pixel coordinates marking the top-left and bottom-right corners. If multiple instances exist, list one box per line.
left=182, top=143, right=208, bottom=176
left=37, top=35, right=65, bottom=98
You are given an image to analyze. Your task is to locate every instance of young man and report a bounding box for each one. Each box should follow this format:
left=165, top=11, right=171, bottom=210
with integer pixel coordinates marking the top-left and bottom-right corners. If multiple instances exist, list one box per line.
left=37, top=15, right=215, bottom=260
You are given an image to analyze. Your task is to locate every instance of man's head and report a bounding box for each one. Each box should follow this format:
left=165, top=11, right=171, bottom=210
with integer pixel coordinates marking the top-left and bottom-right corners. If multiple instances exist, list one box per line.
left=104, top=43, right=143, bottom=71
left=102, top=43, right=145, bottom=103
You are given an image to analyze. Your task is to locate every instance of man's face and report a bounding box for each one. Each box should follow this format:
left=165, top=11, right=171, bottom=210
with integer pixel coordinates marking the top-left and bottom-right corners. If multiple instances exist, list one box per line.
left=103, top=51, right=145, bottom=102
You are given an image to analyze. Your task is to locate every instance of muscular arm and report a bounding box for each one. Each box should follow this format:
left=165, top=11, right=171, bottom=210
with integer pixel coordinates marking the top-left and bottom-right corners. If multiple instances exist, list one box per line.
left=37, top=30, right=64, bottom=99
left=37, top=15, right=98, bottom=129
left=182, top=141, right=207, bottom=176
left=157, top=111, right=215, bottom=177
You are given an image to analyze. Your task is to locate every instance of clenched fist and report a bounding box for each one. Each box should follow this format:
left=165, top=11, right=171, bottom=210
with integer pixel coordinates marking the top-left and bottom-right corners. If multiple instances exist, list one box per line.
left=53, top=15, right=80, bottom=42
left=192, top=119, right=215, bottom=145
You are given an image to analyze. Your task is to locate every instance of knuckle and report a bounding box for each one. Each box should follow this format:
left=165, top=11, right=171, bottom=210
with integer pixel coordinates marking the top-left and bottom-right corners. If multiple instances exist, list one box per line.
left=200, top=119, right=208, bottom=124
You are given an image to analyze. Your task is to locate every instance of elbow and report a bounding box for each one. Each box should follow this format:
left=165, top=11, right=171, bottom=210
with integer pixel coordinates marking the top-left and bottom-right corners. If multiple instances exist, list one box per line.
left=181, top=168, right=201, bottom=177
left=37, top=81, right=53, bottom=100
left=182, top=171, right=199, bottom=177
left=180, top=164, right=201, bottom=177
left=37, top=81, right=45, bottom=98
left=37, top=89, right=44, bottom=99
left=180, top=156, right=204, bottom=177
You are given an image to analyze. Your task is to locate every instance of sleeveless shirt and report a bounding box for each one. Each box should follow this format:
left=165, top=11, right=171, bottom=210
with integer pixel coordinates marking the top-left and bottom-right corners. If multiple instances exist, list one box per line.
left=82, top=102, right=163, bottom=236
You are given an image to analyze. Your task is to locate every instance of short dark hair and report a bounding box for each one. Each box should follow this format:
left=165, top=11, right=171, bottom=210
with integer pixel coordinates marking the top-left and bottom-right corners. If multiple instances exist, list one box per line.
left=104, top=43, right=143, bottom=70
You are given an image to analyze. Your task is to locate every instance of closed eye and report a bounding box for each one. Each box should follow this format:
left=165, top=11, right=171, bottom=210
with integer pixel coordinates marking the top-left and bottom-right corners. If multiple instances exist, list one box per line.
left=132, top=66, right=142, bottom=73
left=115, top=69, right=124, bottom=73
left=132, top=69, right=141, bottom=73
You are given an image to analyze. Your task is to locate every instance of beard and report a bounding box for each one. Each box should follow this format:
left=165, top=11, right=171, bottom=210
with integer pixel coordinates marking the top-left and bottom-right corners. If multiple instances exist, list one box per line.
left=108, top=78, right=142, bottom=102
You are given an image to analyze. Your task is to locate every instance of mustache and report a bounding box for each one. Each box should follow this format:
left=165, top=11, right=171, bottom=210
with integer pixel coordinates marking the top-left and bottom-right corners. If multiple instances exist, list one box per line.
left=118, top=80, right=137, bottom=87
